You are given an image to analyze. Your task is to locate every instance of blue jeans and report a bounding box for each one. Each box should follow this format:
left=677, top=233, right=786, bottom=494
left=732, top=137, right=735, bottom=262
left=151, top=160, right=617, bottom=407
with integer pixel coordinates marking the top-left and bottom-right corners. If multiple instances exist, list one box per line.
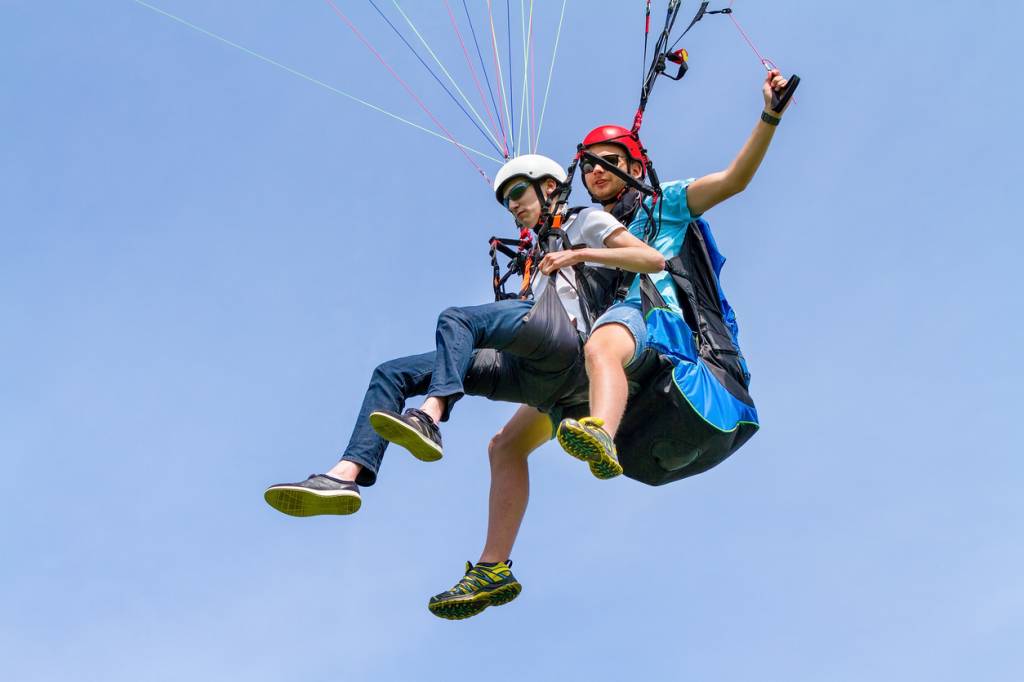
left=592, top=301, right=648, bottom=367
left=428, top=300, right=535, bottom=406
left=340, top=297, right=586, bottom=486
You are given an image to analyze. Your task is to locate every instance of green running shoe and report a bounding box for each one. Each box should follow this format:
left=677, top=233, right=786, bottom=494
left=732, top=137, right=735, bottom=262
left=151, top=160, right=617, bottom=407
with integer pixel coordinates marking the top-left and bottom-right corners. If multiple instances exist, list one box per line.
left=556, top=416, right=623, bottom=479
left=428, top=560, right=522, bottom=620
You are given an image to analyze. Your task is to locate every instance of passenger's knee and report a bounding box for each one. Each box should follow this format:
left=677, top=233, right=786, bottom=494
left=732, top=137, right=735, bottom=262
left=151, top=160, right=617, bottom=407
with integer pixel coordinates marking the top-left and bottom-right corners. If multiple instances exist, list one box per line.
left=487, top=434, right=506, bottom=461
left=437, top=306, right=465, bottom=328
left=372, top=358, right=399, bottom=380
left=488, top=432, right=527, bottom=465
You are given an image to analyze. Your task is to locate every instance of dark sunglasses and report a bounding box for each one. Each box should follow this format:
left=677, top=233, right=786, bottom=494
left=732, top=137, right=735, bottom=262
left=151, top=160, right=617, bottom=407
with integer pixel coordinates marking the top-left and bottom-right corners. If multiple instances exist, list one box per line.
left=502, top=181, right=531, bottom=207
left=582, top=153, right=623, bottom=174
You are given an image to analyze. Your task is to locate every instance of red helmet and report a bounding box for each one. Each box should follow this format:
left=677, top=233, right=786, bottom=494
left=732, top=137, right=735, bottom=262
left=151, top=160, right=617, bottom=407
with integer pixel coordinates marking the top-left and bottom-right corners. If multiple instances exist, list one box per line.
left=581, top=125, right=647, bottom=176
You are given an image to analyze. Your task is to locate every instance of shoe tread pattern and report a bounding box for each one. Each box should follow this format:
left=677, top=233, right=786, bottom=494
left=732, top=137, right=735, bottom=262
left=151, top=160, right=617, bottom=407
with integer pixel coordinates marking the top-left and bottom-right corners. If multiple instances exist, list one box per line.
left=264, top=487, right=361, bottom=517
left=557, top=421, right=623, bottom=480
left=428, top=583, right=522, bottom=620
left=369, top=412, right=443, bottom=462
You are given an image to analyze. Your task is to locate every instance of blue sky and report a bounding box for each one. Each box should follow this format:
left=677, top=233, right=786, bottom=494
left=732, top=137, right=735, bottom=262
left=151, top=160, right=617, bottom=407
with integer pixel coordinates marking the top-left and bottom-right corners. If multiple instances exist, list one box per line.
left=2, top=1, right=1021, bottom=680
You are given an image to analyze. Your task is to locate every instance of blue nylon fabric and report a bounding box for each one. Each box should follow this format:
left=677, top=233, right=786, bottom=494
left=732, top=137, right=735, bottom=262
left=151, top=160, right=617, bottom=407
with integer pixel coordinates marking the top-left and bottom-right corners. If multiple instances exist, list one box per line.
left=646, top=307, right=759, bottom=432
left=628, top=180, right=757, bottom=431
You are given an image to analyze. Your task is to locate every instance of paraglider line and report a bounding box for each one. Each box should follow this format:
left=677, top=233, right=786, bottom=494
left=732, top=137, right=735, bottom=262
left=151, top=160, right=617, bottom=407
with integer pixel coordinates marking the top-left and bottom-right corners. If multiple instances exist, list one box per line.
left=487, top=1, right=514, bottom=157
left=388, top=0, right=505, bottom=156
left=446, top=0, right=509, bottom=157
left=641, top=0, right=651, bottom=87
left=125, top=0, right=501, bottom=165
left=506, top=0, right=516, bottom=155
left=724, top=1, right=797, bottom=105
left=515, top=0, right=532, bottom=156
left=527, top=1, right=536, bottom=153
left=365, top=0, right=502, bottom=157
left=462, top=0, right=508, bottom=157
left=726, top=1, right=770, bottom=69
left=324, top=0, right=493, bottom=182
left=534, top=0, right=566, bottom=153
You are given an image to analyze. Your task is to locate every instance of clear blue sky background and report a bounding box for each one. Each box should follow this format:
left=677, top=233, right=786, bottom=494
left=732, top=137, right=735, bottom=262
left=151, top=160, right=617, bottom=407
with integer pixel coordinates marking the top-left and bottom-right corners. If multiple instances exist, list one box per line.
left=2, top=1, right=1021, bottom=680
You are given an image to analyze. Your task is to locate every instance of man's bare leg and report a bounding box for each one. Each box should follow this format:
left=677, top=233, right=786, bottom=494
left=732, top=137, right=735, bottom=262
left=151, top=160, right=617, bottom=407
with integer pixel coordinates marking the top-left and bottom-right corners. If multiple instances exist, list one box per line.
left=583, top=323, right=635, bottom=438
left=325, top=459, right=362, bottom=481
left=554, top=323, right=636, bottom=480
left=478, top=405, right=553, bottom=563
left=417, top=396, right=447, bottom=424
left=426, top=405, right=551, bottom=619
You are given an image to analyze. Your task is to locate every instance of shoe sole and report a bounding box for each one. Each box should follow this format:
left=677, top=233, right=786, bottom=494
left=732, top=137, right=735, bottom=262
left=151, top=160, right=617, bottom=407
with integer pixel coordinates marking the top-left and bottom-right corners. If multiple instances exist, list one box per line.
left=428, top=583, right=522, bottom=621
left=264, top=486, right=361, bottom=517
left=369, top=412, right=443, bottom=462
left=557, top=422, right=623, bottom=480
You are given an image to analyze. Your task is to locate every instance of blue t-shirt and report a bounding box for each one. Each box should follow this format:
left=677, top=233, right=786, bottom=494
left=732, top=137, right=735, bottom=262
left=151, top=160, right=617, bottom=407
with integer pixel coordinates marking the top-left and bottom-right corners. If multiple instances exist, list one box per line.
left=622, top=179, right=697, bottom=311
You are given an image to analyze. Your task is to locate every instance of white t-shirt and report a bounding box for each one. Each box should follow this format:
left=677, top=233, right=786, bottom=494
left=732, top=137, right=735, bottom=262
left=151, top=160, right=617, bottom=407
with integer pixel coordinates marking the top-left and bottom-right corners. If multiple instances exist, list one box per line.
left=531, top=207, right=623, bottom=332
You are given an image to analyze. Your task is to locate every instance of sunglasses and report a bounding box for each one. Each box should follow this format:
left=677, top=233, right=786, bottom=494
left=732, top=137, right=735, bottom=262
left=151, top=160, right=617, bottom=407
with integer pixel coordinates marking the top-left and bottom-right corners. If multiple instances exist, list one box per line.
left=582, top=153, right=624, bottom=174
left=502, top=181, right=531, bottom=208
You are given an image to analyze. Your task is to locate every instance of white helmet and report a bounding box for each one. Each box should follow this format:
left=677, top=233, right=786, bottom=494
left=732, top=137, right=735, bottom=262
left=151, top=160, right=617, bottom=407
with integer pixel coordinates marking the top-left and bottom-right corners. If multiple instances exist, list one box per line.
left=493, top=154, right=567, bottom=203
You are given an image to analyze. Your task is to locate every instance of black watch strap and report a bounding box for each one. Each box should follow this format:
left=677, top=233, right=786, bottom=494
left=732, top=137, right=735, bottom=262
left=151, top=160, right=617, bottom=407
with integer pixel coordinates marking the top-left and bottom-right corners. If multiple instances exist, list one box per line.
left=761, top=110, right=781, bottom=126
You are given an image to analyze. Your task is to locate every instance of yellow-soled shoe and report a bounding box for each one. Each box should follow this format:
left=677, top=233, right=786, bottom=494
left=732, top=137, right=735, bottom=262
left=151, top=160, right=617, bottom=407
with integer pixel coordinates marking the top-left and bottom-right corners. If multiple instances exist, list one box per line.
left=428, top=560, right=522, bottom=620
left=556, top=417, right=623, bottom=480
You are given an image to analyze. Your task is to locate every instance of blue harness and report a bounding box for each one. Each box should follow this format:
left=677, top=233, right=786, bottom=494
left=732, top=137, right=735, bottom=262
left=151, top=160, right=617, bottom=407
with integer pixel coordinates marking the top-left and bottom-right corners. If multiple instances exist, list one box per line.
left=616, top=218, right=759, bottom=486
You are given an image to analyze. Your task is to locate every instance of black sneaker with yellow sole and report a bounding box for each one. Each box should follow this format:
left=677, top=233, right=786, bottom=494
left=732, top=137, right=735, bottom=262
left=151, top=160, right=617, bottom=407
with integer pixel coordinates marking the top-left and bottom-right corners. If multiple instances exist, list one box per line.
left=369, top=408, right=443, bottom=462
left=263, top=474, right=361, bottom=517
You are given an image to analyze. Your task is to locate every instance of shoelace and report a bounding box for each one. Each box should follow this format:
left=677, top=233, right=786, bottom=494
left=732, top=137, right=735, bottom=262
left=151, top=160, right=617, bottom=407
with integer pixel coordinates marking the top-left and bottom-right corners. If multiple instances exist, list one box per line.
left=404, top=408, right=440, bottom=437
left=452, top=563, right=509, bottom=594
left=580, top=418, right=614, bottom=446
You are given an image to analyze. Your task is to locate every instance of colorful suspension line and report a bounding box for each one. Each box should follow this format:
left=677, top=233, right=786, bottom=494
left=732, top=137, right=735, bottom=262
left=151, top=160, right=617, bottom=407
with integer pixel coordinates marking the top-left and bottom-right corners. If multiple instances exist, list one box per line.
left=529, top=2, right=537, bottom=153
left=127, top=0, right=502, bottom=165
left=324, top=0, right=493, bottom=183
left=515, top=0, right=533, bottom=156
left=462, top=0, right=508, bottom=158
left=390, top=1, right=505, bottom=156
left=506, top=0, right=516, bottom=155
left=364, top=0, right=503, bottom=158
left=533, top=0, right=567, bottom=154
left=487, top=0, right=514, bottom=157
left=446, top=0, right=509, bottom=158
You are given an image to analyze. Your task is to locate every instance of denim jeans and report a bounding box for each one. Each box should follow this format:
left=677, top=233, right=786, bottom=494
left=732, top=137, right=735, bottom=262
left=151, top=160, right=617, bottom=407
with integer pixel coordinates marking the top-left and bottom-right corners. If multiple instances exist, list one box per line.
left=427, top=300, right=535, bottom=404
left=340, top=296, right=586, bottom=486
left=592, top=301, right=648, bottom=367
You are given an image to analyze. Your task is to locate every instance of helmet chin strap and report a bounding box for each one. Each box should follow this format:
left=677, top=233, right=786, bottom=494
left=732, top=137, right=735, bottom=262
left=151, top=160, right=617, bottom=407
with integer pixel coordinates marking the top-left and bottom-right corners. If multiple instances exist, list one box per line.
left=527, top=181, right=560, bottom=231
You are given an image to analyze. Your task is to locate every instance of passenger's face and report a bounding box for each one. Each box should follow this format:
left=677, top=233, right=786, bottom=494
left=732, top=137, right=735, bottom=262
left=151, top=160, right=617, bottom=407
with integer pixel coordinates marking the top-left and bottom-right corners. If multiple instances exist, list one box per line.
left=502, top=178, right=556, bottom=227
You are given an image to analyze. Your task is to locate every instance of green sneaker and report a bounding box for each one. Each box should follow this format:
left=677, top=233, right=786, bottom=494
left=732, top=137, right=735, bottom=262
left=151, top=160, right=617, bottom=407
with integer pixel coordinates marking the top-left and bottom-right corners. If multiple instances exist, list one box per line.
left=556, top=417, right=623, bottom=479
left=428, top=560, right=522, bottom=620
